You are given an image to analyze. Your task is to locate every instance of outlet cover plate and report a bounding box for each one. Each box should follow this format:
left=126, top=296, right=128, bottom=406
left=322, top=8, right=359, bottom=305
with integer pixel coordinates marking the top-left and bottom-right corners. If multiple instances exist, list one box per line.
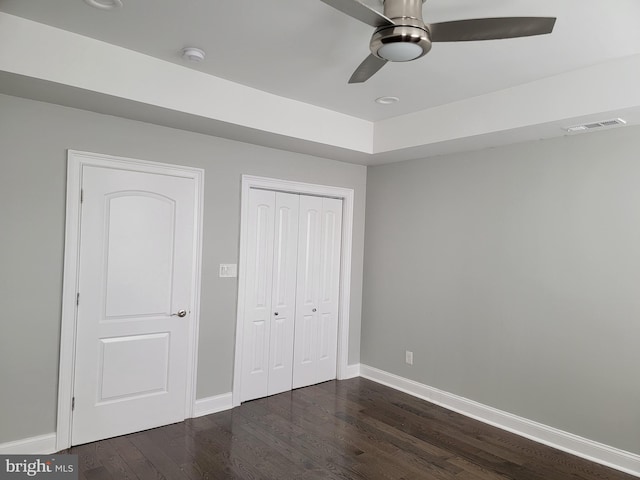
left=405, top=350, right=413, bottom=365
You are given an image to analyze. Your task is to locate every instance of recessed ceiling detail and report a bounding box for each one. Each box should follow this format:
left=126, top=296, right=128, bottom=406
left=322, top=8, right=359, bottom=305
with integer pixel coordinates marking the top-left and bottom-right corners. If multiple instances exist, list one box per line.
left=375, top=96, right=399, bottom=105
left=84, top=0, right=123, bottom=10
left=2, top=0, right=640, bottom=122
left=0, top=2, right=640, bottom=165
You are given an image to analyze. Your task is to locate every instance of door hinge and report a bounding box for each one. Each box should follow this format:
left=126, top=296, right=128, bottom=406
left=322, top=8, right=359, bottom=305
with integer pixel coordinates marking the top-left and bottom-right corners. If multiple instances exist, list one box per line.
left=76, top=293, right=80, bottom=306
left=80, top=189, right=84, bottom=204
left=72, top=397, right=75, bottom=411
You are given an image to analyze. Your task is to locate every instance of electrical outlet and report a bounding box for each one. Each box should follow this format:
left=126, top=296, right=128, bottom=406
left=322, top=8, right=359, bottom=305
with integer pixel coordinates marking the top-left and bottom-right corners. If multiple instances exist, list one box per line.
left=405, top=350, right=413, bottom=365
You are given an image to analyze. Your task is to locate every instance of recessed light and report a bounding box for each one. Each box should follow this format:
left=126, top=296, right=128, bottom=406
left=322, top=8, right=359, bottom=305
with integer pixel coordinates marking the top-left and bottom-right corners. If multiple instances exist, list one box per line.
left=181, top=47, right=206, bottom=63
left=84, top=0, right=123, bottom=10
left=375, top=96, right=399, bottom=105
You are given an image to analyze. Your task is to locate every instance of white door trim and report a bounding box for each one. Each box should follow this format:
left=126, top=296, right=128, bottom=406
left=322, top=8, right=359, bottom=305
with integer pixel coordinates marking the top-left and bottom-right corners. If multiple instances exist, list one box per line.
left=56, top=150, right=204, bottom=451
left=232, top=175, right=354, bottom=407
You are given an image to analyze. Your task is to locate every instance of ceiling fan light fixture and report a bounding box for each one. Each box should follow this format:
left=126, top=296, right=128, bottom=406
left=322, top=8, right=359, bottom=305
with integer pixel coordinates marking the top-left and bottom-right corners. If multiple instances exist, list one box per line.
left=370, top=24, right=431, bottom=63
left=377, top=42, right=424, bottom=62
left=321, top=0, right=557, bottom=83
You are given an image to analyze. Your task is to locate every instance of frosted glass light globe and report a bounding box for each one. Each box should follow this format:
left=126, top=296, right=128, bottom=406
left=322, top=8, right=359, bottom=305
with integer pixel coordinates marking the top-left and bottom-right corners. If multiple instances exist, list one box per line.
left=378, top=42, right=424, bottom=62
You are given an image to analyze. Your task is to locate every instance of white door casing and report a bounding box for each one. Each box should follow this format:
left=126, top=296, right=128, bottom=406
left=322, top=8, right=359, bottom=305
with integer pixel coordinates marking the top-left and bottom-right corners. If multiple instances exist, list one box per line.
left=57, top=151, right=204, bottom=450
left=233, top=176, right=354, bottom=406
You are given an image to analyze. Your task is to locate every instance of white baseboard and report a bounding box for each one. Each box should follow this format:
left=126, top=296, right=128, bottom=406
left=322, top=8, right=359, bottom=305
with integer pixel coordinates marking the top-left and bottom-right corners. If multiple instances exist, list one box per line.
left=0, top=433, right=57, bottom=455
left=193, top=392, right=233, bottom=418
left=341, top=363, right=361, bottom=379
left=359, top=364, right=640, bottom=478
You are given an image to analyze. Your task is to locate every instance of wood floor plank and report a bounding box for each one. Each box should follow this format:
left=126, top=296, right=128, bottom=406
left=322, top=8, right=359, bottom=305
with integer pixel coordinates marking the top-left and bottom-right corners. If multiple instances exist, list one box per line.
left=109, top=435, right=166, bottom=480
left=62, top=378, right=637, bottom=480
left=93, top=438, right=140, bottom=480
left=128, top=430, right=191, bottom=480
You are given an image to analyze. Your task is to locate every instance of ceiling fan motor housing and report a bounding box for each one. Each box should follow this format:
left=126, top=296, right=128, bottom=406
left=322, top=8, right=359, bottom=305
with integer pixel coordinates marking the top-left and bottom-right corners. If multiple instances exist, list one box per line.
left=371, top=0, right=432, bottom=61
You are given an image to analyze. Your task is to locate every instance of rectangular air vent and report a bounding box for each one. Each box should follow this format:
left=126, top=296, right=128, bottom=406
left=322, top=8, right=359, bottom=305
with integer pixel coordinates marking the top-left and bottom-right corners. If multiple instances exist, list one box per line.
left=565, top=118, right=627, bottom=133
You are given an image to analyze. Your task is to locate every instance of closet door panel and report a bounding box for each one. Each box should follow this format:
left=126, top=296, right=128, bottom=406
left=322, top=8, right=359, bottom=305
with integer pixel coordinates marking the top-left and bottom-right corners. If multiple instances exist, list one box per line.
left=316, top=197, right=343, bottom=383
left=292, top=195, right=323, bottom=388
left=241, top=189, right=343, bottom=400
left=293, top=195, right=342, bottom=388
left=240, top=189, right=276, bottom=402
left=267, top=192, right=299, bottom=395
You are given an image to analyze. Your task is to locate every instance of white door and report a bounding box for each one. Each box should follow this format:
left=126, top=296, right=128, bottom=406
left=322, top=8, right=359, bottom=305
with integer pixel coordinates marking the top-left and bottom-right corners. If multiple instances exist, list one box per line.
left=72, top=165, right=197, bottom=445
left=240, top=189, right=299, bottom=401
left=268, top=193, right=300, bottom=395
left=292, top=196, right=342, bottom=388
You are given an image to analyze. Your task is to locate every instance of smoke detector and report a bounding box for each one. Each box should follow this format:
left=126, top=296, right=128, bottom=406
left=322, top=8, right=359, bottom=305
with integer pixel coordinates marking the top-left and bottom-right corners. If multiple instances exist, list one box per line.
left=181, top=47, right=206, bottom=63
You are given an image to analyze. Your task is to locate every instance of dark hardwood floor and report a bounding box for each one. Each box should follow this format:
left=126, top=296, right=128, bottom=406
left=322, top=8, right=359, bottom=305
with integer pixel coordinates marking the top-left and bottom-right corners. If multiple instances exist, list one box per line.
left=66, top=378, right=635, bottom=480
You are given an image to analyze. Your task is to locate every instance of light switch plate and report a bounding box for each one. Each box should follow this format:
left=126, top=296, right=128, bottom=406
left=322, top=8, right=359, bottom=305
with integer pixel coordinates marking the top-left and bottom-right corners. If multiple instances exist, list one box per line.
left=219, top=263, right=237, bottom=278
left=405, top=350, right=413, bottom=365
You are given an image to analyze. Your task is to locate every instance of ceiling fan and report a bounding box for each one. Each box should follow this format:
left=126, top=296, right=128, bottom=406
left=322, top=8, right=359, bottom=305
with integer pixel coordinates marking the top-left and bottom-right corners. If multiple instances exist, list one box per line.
left=320, top=0, right=556, bottom=83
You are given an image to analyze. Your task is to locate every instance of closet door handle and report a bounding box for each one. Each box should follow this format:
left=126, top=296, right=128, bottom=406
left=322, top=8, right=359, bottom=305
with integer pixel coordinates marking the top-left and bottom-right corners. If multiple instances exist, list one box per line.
left=274, top=312, right=279, bottom=316
left=312, top=308, right=317, bottom=312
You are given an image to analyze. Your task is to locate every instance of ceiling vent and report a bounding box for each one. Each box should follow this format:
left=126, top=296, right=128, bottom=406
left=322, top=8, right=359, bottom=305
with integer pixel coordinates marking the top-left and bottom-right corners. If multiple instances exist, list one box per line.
left=565, top=118, right=627, bottom=133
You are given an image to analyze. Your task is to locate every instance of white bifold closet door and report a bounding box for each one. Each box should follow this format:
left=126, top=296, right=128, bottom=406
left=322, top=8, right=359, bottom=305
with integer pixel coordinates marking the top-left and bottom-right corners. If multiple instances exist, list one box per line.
left=240, top=189, right=342, bottom=402
left=293, top=195, right=342, bottom=389
left=241, top=190, right=299, bottom=402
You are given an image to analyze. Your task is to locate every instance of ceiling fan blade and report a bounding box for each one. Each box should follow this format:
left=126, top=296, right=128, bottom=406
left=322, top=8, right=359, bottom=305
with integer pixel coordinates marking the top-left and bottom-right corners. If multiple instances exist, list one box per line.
left=349, top=54, right=388, bottom=83
left=429, top=17, right=556, bottom=42
left=320, top=0, right=394, bottom=28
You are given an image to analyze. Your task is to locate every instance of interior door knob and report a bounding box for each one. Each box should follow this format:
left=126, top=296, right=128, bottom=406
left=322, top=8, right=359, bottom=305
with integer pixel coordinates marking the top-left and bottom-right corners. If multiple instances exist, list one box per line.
left=172, top=309, right=187, bottom=317
left=312, top=308, right=317, bottom=312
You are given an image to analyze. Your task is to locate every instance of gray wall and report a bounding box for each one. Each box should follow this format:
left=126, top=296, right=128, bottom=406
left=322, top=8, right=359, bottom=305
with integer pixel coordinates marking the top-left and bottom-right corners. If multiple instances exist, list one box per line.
left=3, top=89, right=639, bottom=456
left=0, top=93, right=366, bottom=444
left=363, top=126, right=640, bottom=455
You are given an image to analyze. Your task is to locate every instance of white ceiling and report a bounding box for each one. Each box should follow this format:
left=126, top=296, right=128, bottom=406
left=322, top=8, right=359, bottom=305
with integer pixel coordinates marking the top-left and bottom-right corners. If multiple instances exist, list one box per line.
left=1, top=0, right=640, bottom=164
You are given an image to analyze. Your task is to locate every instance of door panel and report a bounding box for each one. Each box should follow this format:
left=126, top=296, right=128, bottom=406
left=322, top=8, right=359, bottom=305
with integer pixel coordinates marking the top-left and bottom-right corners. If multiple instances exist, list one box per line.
left=249, top=320, right=266, bottom=373
left=98, top=333, right=170, bottom=402
left=293, top=196, right=342, bottom=388
left=267, top=193, right=299, bottom=395
left=316, top=197, right=343, bottom=383
left=292, top=196, right=323, bottom=388
left=301, top=207, right=320, bottom=306
left=104, top=194, right=175, bottom=318
left=301, top=315, right=314, bottom=363
left=241, top=191, right=299, bottom=400
left=72, top=165, right=196, bottom=445
left=241, top=189, right=275, bottom=401
left=319, top=314, right=331, bottom=360
left=321, top=211, right=338, bottom=303
left=271, top=317, right=286, bottom=368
